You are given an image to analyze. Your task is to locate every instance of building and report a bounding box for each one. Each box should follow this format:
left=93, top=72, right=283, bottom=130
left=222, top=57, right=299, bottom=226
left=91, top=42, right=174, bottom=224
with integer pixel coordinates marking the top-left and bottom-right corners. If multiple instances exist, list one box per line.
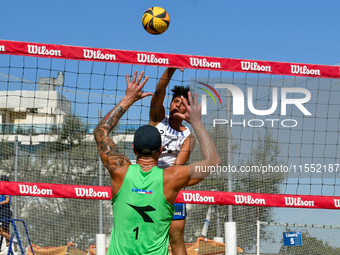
left=0, top=72, right=70, bottom=145
left=0, top=72, right=138, bottom=160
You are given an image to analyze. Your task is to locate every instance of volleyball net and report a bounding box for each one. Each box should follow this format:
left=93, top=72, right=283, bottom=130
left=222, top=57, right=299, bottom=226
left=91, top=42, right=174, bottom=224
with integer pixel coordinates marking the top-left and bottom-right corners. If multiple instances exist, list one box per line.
left=1, top=40, right=340, bottom=254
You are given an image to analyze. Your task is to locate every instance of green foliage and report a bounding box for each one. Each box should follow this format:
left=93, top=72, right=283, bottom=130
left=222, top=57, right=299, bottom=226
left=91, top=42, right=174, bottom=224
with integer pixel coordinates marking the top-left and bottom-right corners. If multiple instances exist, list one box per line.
left=186, top=127, right=285, bottom=251
left=17, top=197, right=112, bottom=249
left=47, top=115, right=88, bottom=153
left=0, top=138, right=14, bottom=160
left=279, top=231, right=340, bottom=255
left=0, top=114, right=114, bottom=249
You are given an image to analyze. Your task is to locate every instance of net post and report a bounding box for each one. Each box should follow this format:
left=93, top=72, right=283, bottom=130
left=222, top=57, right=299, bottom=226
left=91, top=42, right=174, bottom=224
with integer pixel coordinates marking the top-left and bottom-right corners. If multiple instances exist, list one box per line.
left=96, top=234, right=106, bottom=255
left=14, top=135, right=18, bottom=220
left=224, top=222, right=237, bottom=255
left=256, top=220, right=260, bottom=255
left=98, top=110, right=103, bottom=234
left=227, top=89, right=233, bottom=222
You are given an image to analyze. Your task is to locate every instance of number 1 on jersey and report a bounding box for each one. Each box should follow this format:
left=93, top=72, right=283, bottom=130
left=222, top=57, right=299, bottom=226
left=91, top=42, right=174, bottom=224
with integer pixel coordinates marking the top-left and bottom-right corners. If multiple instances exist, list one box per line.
left=133, top=227, right=139, bottom=240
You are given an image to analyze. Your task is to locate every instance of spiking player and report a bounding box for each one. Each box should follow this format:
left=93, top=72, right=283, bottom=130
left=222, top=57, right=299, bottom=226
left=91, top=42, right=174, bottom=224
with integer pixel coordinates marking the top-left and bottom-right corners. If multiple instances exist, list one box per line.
left=149, top=68, right=196, bottom=255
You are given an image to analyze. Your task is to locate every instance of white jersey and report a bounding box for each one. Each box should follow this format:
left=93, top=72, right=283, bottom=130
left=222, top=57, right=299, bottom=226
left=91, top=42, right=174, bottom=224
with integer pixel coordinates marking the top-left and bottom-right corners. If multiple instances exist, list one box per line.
left=155, top=116, right=191, bottom=169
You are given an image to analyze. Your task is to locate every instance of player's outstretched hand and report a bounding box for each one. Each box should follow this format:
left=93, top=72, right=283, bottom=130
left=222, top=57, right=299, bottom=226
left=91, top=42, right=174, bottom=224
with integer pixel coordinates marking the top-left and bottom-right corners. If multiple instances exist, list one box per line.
left=125, top=71, right=152, bottom=104
left=174, top=91, right=201, bottom=124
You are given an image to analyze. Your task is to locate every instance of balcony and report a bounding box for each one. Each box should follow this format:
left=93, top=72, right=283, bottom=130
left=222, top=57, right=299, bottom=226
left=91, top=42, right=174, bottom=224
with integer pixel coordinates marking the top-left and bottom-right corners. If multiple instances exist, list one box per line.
left=0, top=123, right=144, bottom=135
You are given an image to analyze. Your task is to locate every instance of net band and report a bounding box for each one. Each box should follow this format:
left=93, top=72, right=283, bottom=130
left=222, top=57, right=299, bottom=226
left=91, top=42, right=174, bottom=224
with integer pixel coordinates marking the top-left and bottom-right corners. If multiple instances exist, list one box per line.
left=1, top=181, right=340, bottom=209
left=0, top=39, right=339, bottom=78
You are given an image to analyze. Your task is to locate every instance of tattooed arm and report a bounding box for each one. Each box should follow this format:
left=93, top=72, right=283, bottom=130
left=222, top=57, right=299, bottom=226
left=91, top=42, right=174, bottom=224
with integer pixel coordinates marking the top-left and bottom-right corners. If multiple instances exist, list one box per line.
left=94, top=71, right=152, bottom=175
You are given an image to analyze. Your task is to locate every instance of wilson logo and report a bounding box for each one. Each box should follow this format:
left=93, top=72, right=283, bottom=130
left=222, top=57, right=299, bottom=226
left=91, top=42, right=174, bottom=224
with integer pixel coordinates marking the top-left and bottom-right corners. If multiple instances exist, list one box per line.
left=182, top=193, right=215, bottom=203
left=334, top=199, right=340, bottom=208
left=19, top=185, right=53, bottom=196
left=291, top=65, right=321, bottom=76
left=234, top=195, right=266, bottom=205
left=241, top=61, right=272, bottom=72
left=27, top=45, right=61, bottom=56
left=189, top=58, right=221, bottom=68
left=83, top=49, right=116, bottom=60
left=74, top=188, right=109, bottom=198
left=0, top=45, right=5, bottom=52
left=137, top=54, right=169, bottom=64
left=284, top=197, right=315, bottom=207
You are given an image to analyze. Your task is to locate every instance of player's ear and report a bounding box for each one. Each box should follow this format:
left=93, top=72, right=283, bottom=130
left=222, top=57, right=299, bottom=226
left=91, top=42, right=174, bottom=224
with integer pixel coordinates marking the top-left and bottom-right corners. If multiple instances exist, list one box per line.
left=132, top=145, right=138, bottom=155
left=159, top=145, right=163, bottom=156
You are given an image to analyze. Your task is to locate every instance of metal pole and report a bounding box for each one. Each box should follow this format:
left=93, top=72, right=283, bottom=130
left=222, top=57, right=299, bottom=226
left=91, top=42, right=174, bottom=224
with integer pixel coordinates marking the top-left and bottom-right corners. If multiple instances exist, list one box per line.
left=216, top=205, right=221, bottom=237
left=227, top=90, right=233, bottom=222
left=98, top=111, right=103, bottom=234
left=14, top=136, right=18, bottom=219
left=256, top=220, right=260, bottom=255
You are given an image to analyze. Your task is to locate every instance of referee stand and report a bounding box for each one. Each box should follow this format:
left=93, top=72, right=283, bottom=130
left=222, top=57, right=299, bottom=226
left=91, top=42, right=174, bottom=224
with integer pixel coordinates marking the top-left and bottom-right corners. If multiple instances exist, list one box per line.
left=0, top=219, right=34, bottom=255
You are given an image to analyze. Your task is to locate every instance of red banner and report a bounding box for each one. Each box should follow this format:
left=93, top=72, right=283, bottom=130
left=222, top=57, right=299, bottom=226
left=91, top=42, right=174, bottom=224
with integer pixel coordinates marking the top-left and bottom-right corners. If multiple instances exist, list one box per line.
left=1, top=181, right=340, bottom=210
left=0, top=39, right=339, bottom=78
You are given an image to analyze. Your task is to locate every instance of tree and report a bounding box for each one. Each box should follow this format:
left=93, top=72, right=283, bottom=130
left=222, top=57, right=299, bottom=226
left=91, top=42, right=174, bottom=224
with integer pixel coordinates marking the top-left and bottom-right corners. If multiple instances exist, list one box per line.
left=184, top=127, right=285, bottom=252
left=0, top=138, right=14, bottom=160
left=47, top=114, right=89, bottom=153
left=0, top=114, right=113, bottom=250
left=279, top=231, right=340, bottom=255
left=234, top=130, right=285, bottom=250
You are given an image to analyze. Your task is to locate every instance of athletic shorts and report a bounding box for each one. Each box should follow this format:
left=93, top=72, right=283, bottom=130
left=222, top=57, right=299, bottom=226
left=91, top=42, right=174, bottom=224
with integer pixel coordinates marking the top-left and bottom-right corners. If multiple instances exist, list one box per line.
left=0, top=207, right=12, bottom=229
left=172, top=203, right=187, bottom=220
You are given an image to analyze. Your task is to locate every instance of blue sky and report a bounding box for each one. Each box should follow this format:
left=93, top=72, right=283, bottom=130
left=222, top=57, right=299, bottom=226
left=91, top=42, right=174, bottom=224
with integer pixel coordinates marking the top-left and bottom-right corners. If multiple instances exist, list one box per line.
left=1, top=0, right=340, bottom=66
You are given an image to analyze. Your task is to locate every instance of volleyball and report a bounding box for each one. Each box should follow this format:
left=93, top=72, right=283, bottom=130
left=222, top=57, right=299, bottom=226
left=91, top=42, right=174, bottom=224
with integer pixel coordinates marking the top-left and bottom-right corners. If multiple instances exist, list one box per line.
left=142, top=7, right=170, bottom=35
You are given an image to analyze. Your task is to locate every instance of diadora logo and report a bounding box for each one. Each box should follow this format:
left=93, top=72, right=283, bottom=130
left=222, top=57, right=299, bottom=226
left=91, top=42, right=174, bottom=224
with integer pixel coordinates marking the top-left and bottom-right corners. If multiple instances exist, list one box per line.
left=198, top=82, right=312, bottom=128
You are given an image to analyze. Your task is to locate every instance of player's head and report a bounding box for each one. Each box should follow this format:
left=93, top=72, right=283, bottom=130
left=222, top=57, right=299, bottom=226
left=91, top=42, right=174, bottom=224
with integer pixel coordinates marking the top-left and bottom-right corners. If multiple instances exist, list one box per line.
left=169, top=85, right=190, bottom=117
left=0, top=175, right=9, bottom=181
left=133, top=125, right=162, bottom=156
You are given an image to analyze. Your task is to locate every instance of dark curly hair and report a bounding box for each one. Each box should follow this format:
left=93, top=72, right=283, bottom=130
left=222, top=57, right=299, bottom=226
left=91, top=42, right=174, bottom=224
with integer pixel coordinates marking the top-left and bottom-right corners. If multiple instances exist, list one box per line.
left=171, top=85, right=190, bottom=102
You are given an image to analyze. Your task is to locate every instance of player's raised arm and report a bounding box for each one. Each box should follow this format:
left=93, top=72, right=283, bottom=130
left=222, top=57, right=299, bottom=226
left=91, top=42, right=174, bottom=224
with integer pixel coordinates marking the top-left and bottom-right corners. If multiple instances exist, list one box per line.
left=149, top=67, right=180, bottom=125
left=174, top=92, right=221, bottom=187
left=94, top=71, right=152, bottom=174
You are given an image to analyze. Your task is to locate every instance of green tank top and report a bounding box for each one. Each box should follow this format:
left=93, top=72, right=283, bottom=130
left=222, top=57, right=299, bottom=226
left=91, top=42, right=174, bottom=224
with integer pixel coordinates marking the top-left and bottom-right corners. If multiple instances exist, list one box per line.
left=108, top=164, right=174, bottom=255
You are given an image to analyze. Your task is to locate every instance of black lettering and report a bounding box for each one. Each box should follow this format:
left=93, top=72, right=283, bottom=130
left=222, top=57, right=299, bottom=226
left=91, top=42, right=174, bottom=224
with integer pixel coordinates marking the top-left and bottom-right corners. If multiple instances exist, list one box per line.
left=127, top=203, right=156, bottom=223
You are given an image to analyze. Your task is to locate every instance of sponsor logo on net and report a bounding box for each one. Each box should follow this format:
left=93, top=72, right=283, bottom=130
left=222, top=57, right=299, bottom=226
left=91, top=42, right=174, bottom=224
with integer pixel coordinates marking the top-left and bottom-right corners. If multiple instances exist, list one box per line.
left=240, top=61, right=321, bottom=76
left=137, top=53, right=169, bottom=65
left=190, top=58, right=221, bottom=69
left=334, top=199, right=340, bottom=208
left=83, top=49, right=116, bottom=61
left=182, top=192, right=215, bottom=203
left=241, top=61, right=272, bottom=72
left=291, top=65, right=321, bottom=76
left=75, top=188, right=109, bottom=198
left=27, top=45, right=61, bottom=56
left=284, top=197, right=315, bottom=207
left=234, top=195, right=266, bottom=205
left=19, top=185, right=53, bottom=196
